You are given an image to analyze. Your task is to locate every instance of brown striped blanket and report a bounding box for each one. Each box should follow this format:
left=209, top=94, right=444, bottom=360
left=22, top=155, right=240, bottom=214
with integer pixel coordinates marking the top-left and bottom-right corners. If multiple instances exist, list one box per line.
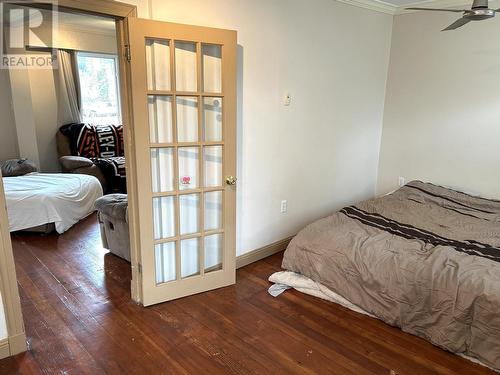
left=282, top=181, right=500, bottom=370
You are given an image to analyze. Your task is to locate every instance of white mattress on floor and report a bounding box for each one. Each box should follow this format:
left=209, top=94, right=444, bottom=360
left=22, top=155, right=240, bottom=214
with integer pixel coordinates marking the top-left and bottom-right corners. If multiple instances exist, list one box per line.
left=4, top=173, right=103, bottom=234
left=268, top=270, right=497, bottom=373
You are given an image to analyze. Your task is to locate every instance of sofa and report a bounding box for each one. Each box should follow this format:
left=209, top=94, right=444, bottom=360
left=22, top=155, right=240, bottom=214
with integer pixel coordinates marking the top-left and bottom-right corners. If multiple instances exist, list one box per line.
left=57, top=123, right=127, bottom=194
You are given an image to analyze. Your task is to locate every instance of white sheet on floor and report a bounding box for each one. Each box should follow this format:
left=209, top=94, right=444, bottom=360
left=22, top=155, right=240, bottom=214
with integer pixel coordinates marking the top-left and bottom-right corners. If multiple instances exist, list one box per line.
left=269, top=271, right=375, bottom=317
left=268, top=270, right=498, bottom=373
left=3, top=173, right=103, bottom=234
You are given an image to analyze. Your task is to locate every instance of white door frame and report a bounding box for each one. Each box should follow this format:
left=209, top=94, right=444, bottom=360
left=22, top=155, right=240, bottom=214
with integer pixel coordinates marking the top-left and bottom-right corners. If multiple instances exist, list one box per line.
left=0, top=172, right=26, bottom=358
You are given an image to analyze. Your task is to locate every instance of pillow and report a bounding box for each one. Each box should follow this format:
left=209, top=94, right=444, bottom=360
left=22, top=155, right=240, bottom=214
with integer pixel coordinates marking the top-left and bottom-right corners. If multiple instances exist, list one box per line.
left=1, top=159, right=38, bottom=177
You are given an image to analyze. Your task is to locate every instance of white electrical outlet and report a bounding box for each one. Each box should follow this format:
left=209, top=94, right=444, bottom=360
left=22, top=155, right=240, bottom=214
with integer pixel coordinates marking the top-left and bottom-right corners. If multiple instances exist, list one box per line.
left=280, top=200, right=288, bottom=213
left=398, top=177, right=406, bottom=187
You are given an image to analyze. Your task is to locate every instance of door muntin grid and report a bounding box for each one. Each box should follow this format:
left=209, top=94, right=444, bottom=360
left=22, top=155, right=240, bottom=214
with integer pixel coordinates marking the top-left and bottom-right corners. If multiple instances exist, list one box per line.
left=146, top=38, right=225, bottom=285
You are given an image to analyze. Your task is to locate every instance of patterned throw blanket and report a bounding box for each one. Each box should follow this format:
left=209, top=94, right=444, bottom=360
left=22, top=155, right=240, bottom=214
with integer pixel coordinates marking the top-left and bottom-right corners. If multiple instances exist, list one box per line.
left=93, top=156, right=126, bottom=193
left=282, top=181, right=500, bottom=370
left=60, top=123, right=126, bottom=193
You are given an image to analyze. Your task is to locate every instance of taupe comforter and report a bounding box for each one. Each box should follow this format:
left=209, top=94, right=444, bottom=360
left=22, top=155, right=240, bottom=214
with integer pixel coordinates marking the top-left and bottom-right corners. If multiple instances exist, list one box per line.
left=282, top=181, right=500, bottom=370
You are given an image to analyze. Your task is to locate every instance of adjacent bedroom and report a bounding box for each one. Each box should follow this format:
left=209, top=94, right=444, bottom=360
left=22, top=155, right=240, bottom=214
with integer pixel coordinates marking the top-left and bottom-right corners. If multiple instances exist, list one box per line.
left=0, top=8, right=127, bottom=231
left=0, top=0, right=499, bottom=374
left=0, top=7, right=133, bottom=294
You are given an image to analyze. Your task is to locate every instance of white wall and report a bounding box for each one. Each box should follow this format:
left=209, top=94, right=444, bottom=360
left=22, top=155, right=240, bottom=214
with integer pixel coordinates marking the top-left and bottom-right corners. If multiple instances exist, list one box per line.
left=0, top=69, right=19, bottom=162
left=378, top=9, right=500, bottom=198
left=28, top=15, right=118, bottom=55
left=119, top=0, right=149, bottom=18
left=147, top=0, right=393, bottom=255
left=8, top=69, right=40, bottom=167
left=51, top=26, right=117, bottom=55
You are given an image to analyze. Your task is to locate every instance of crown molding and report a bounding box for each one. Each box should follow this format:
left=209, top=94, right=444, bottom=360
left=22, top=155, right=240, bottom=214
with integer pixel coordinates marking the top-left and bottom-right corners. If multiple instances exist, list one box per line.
left=334, top=0, right=499, bottom=16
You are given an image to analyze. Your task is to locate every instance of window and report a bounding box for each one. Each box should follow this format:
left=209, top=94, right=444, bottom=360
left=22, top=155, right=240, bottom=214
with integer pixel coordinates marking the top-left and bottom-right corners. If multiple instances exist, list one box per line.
left=76, top=52, right=121, bottom=125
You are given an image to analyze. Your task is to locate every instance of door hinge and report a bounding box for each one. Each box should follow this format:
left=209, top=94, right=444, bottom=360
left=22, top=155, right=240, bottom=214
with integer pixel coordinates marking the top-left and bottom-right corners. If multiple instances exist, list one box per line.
left=125, top=45, right=131, bottom=62
left=137, top=263, right=142, bottom=274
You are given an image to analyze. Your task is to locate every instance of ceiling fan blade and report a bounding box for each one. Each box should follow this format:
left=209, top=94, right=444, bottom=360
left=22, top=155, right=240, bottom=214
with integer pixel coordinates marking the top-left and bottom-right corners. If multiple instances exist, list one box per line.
left=405, top=7, right=467, bottom=12
left=442, top=17, right=472, bottom=31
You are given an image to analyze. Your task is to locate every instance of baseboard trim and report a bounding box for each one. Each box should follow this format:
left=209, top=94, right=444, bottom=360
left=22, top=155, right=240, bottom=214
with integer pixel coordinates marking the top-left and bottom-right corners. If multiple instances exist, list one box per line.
left=0, top=339, right=9, bottom=360
left=8, top=332, right=26, bottom=356
left=0, top=332, right=26, bottom=360
left=236, top=236, right=294, bottom=269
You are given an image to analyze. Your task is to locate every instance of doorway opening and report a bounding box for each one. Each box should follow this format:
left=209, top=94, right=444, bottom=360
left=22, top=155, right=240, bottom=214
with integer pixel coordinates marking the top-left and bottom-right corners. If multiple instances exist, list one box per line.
left=0, top=2, right=140, bottom=359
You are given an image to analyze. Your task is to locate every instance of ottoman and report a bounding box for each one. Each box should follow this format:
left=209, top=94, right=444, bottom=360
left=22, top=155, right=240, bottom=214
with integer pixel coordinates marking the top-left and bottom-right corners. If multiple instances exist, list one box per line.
left=94, top=194, right=130, bottom=261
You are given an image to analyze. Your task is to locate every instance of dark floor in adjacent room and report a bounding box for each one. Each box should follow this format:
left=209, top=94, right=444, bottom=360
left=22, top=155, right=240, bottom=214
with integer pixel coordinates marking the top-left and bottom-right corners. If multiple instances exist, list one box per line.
left=0, top=214, right=494, bottom=374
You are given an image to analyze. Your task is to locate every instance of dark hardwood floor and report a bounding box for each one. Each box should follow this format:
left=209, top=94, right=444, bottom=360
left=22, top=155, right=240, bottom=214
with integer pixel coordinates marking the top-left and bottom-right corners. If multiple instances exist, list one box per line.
left=0, top=214, right=495, bottom=374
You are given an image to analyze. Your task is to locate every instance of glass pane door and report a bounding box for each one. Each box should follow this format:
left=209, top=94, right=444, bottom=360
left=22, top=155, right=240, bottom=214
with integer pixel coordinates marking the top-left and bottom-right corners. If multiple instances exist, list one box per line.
left=146, top=37, right=225, bottom=285
left=128, top=18, right=237, bottom=306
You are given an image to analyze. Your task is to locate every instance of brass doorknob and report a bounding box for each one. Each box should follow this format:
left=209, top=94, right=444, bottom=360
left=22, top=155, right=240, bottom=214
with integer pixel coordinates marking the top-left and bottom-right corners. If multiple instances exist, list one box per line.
left=225, top=176, right=237, bottom=185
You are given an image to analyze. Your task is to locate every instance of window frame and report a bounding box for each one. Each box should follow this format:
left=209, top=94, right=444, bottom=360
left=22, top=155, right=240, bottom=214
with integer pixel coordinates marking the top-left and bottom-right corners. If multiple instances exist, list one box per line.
left=76, top=51, right=123, bottom=125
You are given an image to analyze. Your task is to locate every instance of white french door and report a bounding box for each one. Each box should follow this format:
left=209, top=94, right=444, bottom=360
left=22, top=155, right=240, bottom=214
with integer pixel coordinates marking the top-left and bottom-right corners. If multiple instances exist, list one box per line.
left=127, top=18, right=237, bottom=306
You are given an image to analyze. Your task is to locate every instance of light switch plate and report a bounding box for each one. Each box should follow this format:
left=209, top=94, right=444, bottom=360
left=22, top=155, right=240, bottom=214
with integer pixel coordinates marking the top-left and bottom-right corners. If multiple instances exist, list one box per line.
left=283, top=92, right=291, bottom=106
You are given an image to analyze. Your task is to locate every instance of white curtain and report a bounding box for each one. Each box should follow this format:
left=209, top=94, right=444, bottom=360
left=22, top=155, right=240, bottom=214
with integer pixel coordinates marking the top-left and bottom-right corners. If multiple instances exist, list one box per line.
left=57, top=50, right=82, bottom=123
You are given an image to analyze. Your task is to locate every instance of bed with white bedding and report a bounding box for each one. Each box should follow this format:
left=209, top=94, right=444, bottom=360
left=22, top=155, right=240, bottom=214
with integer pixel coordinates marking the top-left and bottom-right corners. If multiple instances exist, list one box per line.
left=4, top=173, right=103, bottom=234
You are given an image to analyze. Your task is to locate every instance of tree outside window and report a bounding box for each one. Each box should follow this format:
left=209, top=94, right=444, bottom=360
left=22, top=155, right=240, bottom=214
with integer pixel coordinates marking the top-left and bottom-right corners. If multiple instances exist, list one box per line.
left=77, top=52, right=121, bottom=125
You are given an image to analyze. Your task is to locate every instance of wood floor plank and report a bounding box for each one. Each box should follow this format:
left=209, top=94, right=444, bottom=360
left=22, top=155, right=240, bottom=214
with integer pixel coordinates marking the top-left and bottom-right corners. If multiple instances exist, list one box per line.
left=15, top=247, right=131, bottom=374
left=239, top=266, right=458, bottom=374
left=185, top=286, right=376, bottom=375
left=286, top=289, right=489, bottom=374
left=109, top=302, right=226, bottom=374
left=17, top=242, right=184, bottom=374
left=251, top=287, right=443, bottom=375
left=151, top=303, right=268, bottom=374
left=0, top=353, right=42, bottom=375
left=0, top=214, right=495, bottom=374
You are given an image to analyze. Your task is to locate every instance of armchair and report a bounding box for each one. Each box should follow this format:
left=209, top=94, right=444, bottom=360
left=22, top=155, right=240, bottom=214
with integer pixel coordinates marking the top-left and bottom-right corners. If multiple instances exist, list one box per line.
left=56, top=128, right=107, bottom=191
